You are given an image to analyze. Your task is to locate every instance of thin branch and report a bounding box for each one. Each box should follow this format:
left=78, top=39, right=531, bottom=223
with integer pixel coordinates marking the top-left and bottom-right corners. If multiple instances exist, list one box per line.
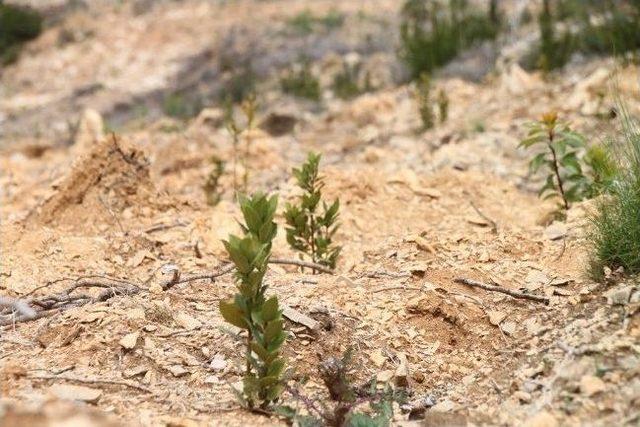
left=469, top=200, right=498, bottom=233
left=454, top=278, right=549, bottom=304
left=29, top=374, right=152, bottom=393
left=269, top=258, right=334, bottom=275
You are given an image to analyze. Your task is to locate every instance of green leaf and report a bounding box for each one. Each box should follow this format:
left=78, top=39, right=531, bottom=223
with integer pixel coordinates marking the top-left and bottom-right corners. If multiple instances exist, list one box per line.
left=529, top=152, right=547, bottom=173
left=267, top=358, right=286, bottom=378
left=265, top=319, right=284, bottom=343
left=262, top=296, right=280, bottom=322
left=219, top=300, right=249, bottom=329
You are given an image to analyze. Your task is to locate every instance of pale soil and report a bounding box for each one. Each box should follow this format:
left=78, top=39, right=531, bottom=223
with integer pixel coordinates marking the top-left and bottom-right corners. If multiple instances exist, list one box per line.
left=1, top=1, right=640, bottom=426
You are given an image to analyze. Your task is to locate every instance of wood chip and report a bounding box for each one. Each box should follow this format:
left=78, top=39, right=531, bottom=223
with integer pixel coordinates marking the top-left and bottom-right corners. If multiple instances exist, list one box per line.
left=119, top=332, right=139, bottom=350
left=49, top=384, right=102, bottom=404
left=282, top=306, right=319, bottom=332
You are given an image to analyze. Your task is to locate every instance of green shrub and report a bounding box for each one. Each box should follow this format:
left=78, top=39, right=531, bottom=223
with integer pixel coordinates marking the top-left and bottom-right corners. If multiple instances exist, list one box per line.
left=221, top=65, right=256, bottom=104
left=589, top=110, right=640, bottom=278
left=585, top=143, right=618, bottom=197
left=520, top=112, right=590, bottom=210
left=0, top=4, right=43, bottom=65
left=219, top=193, right=287, bottom=408
left=224, top=95, right=257, bottom=196
left=537, top=0, right=575, bottom=72
left=203, top=156, right=225, bottom=206
left=284, top=152, right=341, bottom=270
left=399, top=0, right=500, bottom=79
left=332, top=63, right=372, bottom=100
left=286, top=9, right=344, bottom=35
left=415, top=73, right=435, bottom=130
left=162, top=93, right=202, bottom=119
left=437, top=88, right=449, bottom=124
left=280, top=62, right=321, bottom=101
left=527, top=1, right=640, bottom=71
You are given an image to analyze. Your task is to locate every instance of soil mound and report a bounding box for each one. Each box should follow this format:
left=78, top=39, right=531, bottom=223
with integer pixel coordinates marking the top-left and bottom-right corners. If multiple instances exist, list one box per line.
left=31, top=136, right=159, bottom=229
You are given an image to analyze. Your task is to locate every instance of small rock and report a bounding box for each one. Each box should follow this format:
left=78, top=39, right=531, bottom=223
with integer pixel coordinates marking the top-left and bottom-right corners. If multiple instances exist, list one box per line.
left=370, top=349, right=386, bottom=368
left=119, top=332, right=140, bottom=350
left=377, top=370, right=394, bottom=383
left=544, top=222, right=567, bottom=241
left=168, top=365, right=189, bottom=377
left=209, top=355, right=227, bottom=371
left=604, top=285, right=635, bottom=305
left=430, top=399, right=455, bottom=412
left=501, top=321, right=516, bottom=335
left=394, top=353, right=409, bottom=388
left=123, top=366, right=148, bottom=378
left=580, top=375, right=606, bottom=396
left=49, top=384, right=102, bottom=404
left=175, top=312, right=202, bottom=330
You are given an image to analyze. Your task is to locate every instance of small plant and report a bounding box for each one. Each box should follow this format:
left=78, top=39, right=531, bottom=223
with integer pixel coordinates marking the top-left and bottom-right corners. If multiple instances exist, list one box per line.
left=162, top=92, right=202, bottom=119
left=520, top=112, right=589, bottom=210
left=225, top=94, right=257, bottom=196
left=219, top=192, right=287, bottom=409
left=286, top=9, right=345, bottom=35
left=584, top=143, right=618, bottom=197
left=280, top=62, right=322, bottom=101
left=399, top=0, right=500, bottom=79
left=415, top=74, right=435, bottom=130
left=332, top=63, right=372, bottom=100
left=589, top=107, right=640, bottom=279
left=280, top=349, right=405, bottom=427
left=284, top=153, right=341, bottom=270
left=536, top=0, right=575, bottom=72
left=437, top=88, right=449, bottom=124
left=203, top=156, right=225, bottom=206
left=0, top=4, right=42, bottom=65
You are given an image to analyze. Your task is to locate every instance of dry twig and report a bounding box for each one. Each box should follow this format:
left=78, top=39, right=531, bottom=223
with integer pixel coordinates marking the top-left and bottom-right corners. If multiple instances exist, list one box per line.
left=29, top=374, right=152, bottom=393
left=454, top=278, right=549, bottom=304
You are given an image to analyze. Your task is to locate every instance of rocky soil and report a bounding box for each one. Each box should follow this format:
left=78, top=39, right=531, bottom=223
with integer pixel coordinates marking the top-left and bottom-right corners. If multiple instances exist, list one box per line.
left=1, top=1, right=640, bottom=426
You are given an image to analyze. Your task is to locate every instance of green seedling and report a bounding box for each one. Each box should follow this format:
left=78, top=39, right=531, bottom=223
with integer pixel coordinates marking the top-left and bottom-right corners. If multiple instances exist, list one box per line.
left=520, top=112, right=589, bottom=209
left=220, top=193, right=286, bottom=409
left=284, top=153, right=341, bottom=270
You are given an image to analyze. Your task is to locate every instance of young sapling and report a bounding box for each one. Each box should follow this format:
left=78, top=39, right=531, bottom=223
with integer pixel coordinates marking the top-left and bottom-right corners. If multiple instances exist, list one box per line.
left=284, top=152, right=341, bottom=270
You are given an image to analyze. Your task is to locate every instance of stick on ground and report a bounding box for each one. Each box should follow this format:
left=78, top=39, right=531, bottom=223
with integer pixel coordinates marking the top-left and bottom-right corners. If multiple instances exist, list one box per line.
left=454, top=278, right=549, bottom=304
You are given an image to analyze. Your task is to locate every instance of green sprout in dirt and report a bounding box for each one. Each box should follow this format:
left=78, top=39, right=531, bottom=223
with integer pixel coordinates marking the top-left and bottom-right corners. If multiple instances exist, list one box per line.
left=332, top=62, right=373, bottom=100
left=437, top=88, right=449, bottom=124
left=520, top=112, right=589, bottom=210
left=203, top=156, right=225, bottom=206
left=284, top=153, right=341, bottom=270
left=225, top=94, right=257, bottom=196
left=415, top=73, right=435, bottom=130
left=219, top=192, right=287, bottom=409
left=280, top=61, right=321, bottom=101
left=585, top=143, right=618, bottom=197
left=279, top=348, right=406, bottom=427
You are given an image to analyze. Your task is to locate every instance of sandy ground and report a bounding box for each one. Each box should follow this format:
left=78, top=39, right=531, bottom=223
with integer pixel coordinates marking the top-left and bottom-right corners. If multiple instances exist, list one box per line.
left=1, top=1, right=640, bottom=426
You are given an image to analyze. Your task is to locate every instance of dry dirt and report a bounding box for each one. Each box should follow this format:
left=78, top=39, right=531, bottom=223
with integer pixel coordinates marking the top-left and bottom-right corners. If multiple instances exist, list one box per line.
left=1, top=1, right=640, bottom=426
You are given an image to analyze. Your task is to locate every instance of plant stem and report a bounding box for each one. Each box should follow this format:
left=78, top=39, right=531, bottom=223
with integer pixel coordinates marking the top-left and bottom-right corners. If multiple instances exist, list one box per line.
left=547, top=129, right=569, bottom=210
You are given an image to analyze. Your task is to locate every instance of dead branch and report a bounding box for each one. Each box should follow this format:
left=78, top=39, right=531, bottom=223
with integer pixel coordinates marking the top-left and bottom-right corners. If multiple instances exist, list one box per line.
left=454, top=278, right=549, bottom=304
left=29, top=373, right=152, bottom=393
left=1, top=258, right=331, bottom=327
left=269, top=258, right=335, bottom=274
left=469, top=200, right=498, bottom=233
